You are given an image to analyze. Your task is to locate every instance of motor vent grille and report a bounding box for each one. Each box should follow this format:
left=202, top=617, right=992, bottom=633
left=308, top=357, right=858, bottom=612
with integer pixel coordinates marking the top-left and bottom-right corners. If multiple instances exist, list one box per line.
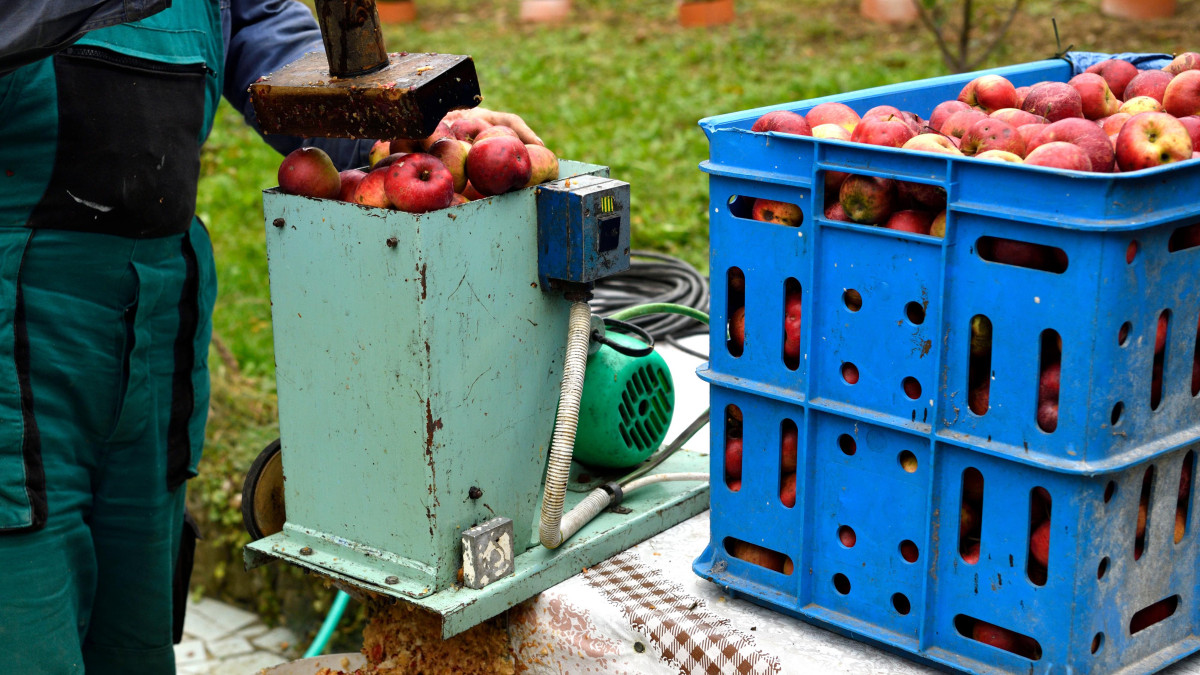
left=616, top=364, right=673, bottom=453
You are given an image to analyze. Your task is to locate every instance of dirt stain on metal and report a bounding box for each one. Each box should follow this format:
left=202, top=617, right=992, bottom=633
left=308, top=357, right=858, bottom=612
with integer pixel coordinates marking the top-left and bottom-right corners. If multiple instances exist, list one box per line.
left=417, top=262, right=428, bottom=300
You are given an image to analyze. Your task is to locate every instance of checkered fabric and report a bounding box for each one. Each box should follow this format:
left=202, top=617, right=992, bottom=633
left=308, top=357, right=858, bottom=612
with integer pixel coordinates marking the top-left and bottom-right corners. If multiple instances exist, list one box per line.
left=585, top=551, right=782, bottom=675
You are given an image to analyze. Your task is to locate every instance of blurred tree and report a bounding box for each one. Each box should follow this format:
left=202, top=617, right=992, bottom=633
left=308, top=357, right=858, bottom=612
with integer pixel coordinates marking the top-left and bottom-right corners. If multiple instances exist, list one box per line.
left=915, top=0, right=1025, bottom=73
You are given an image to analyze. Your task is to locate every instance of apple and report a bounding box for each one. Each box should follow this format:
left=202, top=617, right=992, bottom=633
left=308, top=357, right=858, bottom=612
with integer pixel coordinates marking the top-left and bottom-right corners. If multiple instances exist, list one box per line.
left=900, top=540, right=919, bottom=562
left=729, top=540, right=784, bottom=572
left=812, top=123, right=852, bottom=141
left=781, top=423, right=798, bottom=473
left=751, top=198, right=802, bottom=227
left=806, top=102, right=860, bottom=132
left=973, top=622, right=1020, bottom=653
left=930, top=210, right=947, bottom=237
left=1068, top=73, right=1121, bottom=120
left=368, top=140, right=392, bottom=168
left=780, top=473, right=796, bottom=508
left=466, top=136, right=533, bottom=196
left=1119, top=95, right=1165, bottom=115
left=1024, top=142, right=1093, bottom=171
left=1039, top=361, right=1060, bottom=403
left=940, top=109, right=988, bottom=139
left=1156, top=312, right=1168, bottom=354
left=1115, top=112, right=1194, bottom=172
left=899, top=111, right=926, bottom=135
left=842, top=362, right=860, bottom=384
left=728, top=306, right=745, bottom=351
left=990, top=108, right=1047, bottom=127
left=961, top=541, right=980, bottom=565
left=1021, top=82, right=1084, bottom=122
left=884, top=209, right=934, bottom=235
left=960, top=503, right=980, bottom=538
left=751, top=110, right=812, bottom=136
left=337, top=169, right=367, bottom=202
left=839, top=526, right=856, bottom=548
left=1100, top=112, right=1132, bottom=137
left=862, top=104, right=904, bottom=121
left=728, top=478, right=742, bottom=492
left=1177, top=510, right=1187, bottom=544
left=839, top=174, right=896, bottom=224
left=1178, top=116, right=1200, bottom=150
left=1164, top=70, right=1200, bottom=118
left=784, top=289, right=802, bottom=361
left=450, top=193, right=469, bottom=206
left=1028, top=118, right=1116, bottom=173
left=450, top=117, right=492, bottom=143
left=384, top=153, right=455, bottom=213
left=958, top=74, right=1018, bottom=113
left=968, top=384, right=989, bottom=413
left=418, top=121, right=453, bottom=151
left=1136, top=501, right=1148, bottom=541
left=929, top=100, right=973, bottom=131
left=1124, top=69, right=1174, bottom=104
left=371, top=152, right=409, bottom=171
left=1086, top=58, right=1139, bottom=99
left=1165, top=52, right=1200, bottom=76
left=474, top=125, right=520, bottom=142
left=850, top=116, right=915, bottom=147
left=463, top=182, right=485, bottom=201
left=1014, top=86, right=1032, bottom=109
left=897, top=181, right=947, bottom=210
left=824, top=201, right=851, bottom=222
left=1016, top=123, right=1045, bottom=152
left=959, top=118, right=1024, bottom=156
left=278, top=146, right=340, bottom=199
left=352, top=168, right=391, bottom=209
left=725, top=437, right=743, bottom=481
left=1037, top=400, right=1058, bottom=431
left=963, top=467, right=984, bottom=503
left=428, top=138, right=471, bottom=193
left=975, top=149, right=1023, bottom=163
left=902, top=133, right=963, bottom=155
left=524, top=144, right=560, bottom=187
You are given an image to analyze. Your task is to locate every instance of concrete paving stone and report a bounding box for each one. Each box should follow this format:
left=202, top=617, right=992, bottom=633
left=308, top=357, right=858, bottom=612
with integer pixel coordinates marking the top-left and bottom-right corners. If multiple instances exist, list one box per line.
left=237, top=624, right=270, bottom=640
left=208, top=636, right=255, bottom=659
left=175, top=640, right=208, bottom=665
left=188, top=597, right=260, bottom=638
left=177, top=662, right=216, bottom=675
left=209, top=652, right=286, bottom=675
left=251, top=626, right=301, bottom=655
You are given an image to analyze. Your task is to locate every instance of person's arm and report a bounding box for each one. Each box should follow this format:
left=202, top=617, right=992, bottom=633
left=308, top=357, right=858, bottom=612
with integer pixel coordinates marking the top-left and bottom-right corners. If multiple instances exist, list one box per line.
left=0, top=0, right=170, bottom=76
left=222, top=0, right=373, bottom=170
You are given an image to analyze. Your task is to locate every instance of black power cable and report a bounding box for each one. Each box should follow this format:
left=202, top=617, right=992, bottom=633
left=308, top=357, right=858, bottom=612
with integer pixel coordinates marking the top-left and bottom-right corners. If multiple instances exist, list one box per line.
left=590, top=250, right=710, bottom=359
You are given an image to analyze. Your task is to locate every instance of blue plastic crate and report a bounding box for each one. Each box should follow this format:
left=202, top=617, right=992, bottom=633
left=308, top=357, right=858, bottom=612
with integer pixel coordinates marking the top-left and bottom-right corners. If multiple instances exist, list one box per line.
left=693, top=57, right=1200, bottom=674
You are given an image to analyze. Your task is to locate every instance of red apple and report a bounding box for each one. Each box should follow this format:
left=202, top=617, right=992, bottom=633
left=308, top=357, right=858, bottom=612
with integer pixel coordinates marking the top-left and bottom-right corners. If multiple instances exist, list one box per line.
left=900, top=540, right=919, bottom=562
left=850, top=116, right=915, bottom=147
left=1099, top=112, right=1132, bottom=137
left=371, top=152, right=409, bottom=171
left=940, top=109, right=988, bottom=139
left=780, top=473, right=796, bottom=508
left=450, top=193, right=469, bottom=206
left=1119, top=96, right=1165, bottom=115
left=474, top=125, right=520, bottom=143
left=1115, top=112, right=1194, bottom=172
left=725, top=437, right=743, bottom=481
left=352, top=168, right=391, bottom=209
left=806, top=102, right=860, bottom=133
left=751, top=110, right=812, bottom=136
left=1022, top=82, right=1084, bottom=122
left=450, top=117, right=492, bottom=143
left=524, top=144, right=560, bottom=187
left=899, top=111, right=926, bottom=135
left=959, top=74, right=1018, bottom=113
left=418, top=121, right=453, bottom=151
left=975, top=150, right=1023, bottom=163
left=929, top=100, right=973, bottom=131
left=1178, top=116, right=1200, bottom=150
left=1164, top=70, right=1200, bottom=118
left=839, top=526, right=856, bottom=548
left=812, top=123, right=852, bottom=141
left=1024, top=142, right=1093, bottom=171
left=278, top=146, right=340, bottom=199
left=884, top=209, right=934, bottom=235
left=960, top=118, right=1024, bottom=156
left=1028, top=118, right=1116, bottom=173
left=729, top=306, right=745, bottom=351
left=466, top=137, right=533, bottom=196
left=1016, top=123, right=1045, bottom=152
left=1086, top=58, right=1139, bottom=99
left=1156, top=312, right=1168, bottom=355
left=1165, top=52, right=1200, bottom=76
left=337, top=169, right=367, bottom=202
left=1124, top=69, right=1174, bottom=104
left=839, top=175, right=896, bottom=224
left=973, top=622, right=1020, bottom=653
left=1039, top=361, right=1061, bottom=402
left=1068, top=73, right=1121, bottom=120
left=781, top=424, right=798, bottom=473
left=968, top=384, right=989, bottom=413
left=902, top=133, right=963, bottom=155
left=824, top=201, right=851, bottom=222
left=862, top=104, right=904, bottom=121
left=960, top=503, right=980, bottom=538
left=897, top=181, right=947, bottom=210
left=784, top=289, right=802, bottom=361
left=751, top=199, right=803, bottom=227
left=961, top=541, right=980, bottom=565
left=428, top=138, right=471, bottom=193
left=728, top=478, right=742, bottom=492
left=1037, top=400, right=1058, bottom=431
left=842, top=362, right=860, bottom=384
left=990, top=108, right=1047, bottom=127
left=463, top=182, right=485, bottom=201
left=384, top=153, right=455, bottom=214
left=368, top=140, right=392, bottom=168
left=1014, top=86, right=1032, bottom=109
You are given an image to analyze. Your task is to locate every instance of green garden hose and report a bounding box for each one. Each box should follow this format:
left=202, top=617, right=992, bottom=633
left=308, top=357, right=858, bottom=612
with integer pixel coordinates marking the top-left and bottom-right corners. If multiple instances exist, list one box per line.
left=303, top=590, right=351, bottom=658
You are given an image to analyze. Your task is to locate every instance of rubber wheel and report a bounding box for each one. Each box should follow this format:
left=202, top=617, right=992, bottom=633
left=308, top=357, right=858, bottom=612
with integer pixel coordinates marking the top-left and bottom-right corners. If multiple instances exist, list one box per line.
left=241, top=438, right=286, bottom=541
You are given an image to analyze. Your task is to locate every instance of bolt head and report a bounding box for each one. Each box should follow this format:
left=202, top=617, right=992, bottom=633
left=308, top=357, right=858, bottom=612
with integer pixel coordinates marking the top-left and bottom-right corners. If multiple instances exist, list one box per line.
left=384, top=576, right=400, bottom=585
left=299, top=546, right=313, bottom=556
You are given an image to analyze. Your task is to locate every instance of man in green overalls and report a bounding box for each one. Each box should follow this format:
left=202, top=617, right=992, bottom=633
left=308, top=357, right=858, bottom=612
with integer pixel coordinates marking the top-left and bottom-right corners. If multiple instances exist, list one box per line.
left=0, top=2, right=534, bottom=673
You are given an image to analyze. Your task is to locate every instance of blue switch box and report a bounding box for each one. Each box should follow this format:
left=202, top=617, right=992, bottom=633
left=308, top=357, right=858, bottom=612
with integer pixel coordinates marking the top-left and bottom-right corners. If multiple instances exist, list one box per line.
left=536, top=175, right=631, bottom=286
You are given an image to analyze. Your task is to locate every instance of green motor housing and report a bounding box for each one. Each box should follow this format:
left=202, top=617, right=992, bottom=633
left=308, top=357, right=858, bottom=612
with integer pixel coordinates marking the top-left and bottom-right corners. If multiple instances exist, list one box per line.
left=574, top=332, right=674, bottom=469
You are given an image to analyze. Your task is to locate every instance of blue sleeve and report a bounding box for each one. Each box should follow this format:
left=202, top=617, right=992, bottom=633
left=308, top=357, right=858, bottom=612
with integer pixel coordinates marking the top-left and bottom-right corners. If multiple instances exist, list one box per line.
left=222, top=0, right=373, bottom=170
left=0, top=0, right=169, bottom=76
left=1063, top=51, right=1174, bottom=75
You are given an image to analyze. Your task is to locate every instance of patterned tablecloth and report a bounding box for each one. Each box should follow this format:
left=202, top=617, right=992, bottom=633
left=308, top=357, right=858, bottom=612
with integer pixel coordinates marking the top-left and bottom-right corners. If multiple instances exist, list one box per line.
left=507, top=339, right=1200, bottom=675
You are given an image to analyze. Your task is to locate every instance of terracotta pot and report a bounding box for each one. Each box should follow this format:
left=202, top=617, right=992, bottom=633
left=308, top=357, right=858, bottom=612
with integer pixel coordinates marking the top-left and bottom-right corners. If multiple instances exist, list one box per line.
left=377, top=0, right=417, bottom=24
left=859, top=0, right=917, bottom=24
left=679, top=0, right=734, bottom=28
left=1100, top=0, right=1175, bottom=19
left=520, top=0, right=571, bottom=23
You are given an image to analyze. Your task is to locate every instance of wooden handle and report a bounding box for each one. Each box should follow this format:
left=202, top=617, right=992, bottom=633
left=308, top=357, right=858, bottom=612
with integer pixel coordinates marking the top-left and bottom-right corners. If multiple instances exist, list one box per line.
left=313, top=0, right=389, bottom=78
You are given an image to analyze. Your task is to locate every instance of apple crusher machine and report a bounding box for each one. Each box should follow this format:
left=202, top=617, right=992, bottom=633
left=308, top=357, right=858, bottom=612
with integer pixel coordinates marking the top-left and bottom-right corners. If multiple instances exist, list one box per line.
left=238, top=0, right=710, bottom=639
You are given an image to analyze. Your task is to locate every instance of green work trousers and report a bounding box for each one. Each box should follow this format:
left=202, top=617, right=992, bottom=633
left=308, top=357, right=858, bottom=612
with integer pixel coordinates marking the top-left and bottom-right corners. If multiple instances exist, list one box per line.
left=0, top=221, right=216, bottom=673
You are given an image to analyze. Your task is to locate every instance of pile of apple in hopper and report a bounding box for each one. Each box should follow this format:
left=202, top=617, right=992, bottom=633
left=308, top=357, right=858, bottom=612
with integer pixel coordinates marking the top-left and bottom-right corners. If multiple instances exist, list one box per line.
left=250, top=2, right=552, bottom=673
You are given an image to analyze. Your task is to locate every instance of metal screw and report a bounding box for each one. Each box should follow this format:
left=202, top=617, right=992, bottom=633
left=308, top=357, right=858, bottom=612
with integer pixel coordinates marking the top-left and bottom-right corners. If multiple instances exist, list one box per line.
left=273, top=218, right=286, bottom=228
left=386, top=236, right=398, bottom=248
left=299, top=547, right=313, bottom=556
left=384, top=576, right=400, bottom=585
left=633, top=642, right=646, bottom=653
left=468, top=486, right=483, bottom=500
